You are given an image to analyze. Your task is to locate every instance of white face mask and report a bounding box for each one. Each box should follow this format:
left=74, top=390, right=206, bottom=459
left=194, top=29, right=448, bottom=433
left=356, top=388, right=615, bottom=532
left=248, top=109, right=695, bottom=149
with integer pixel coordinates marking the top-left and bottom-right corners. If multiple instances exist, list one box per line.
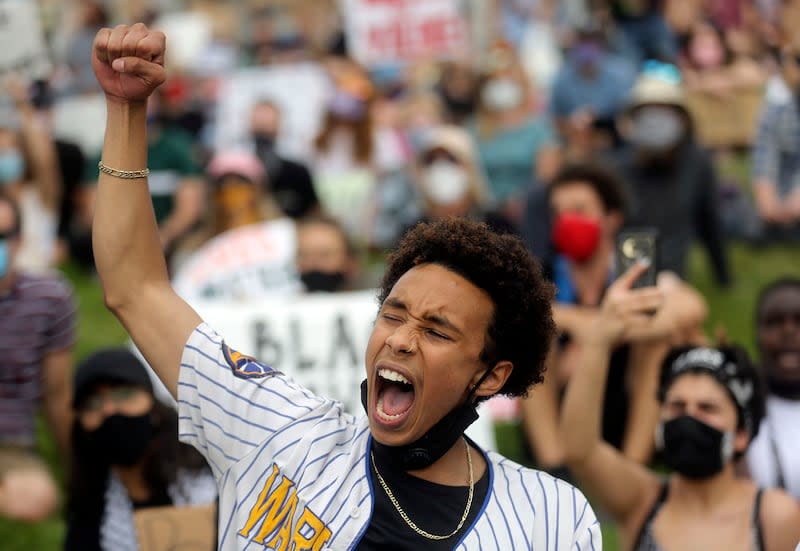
left=481, top=78, right=523, bottom=112
left=422, top=161, right=470, bottom=205
left=630, top=106, right=685, bottom=151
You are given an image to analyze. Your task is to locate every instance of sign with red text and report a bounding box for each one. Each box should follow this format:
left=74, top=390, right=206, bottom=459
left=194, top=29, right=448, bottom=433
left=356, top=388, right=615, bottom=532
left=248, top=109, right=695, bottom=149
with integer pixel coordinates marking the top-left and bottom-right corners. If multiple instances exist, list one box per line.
left=342, top=0, right=469, bottom=67
left=172, top=218, right=301, bottom=302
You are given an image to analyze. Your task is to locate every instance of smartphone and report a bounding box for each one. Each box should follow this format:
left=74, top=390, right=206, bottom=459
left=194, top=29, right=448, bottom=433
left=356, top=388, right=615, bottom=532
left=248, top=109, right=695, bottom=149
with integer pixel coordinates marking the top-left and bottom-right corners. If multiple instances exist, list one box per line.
left=615, top=228, right=659, bottom=289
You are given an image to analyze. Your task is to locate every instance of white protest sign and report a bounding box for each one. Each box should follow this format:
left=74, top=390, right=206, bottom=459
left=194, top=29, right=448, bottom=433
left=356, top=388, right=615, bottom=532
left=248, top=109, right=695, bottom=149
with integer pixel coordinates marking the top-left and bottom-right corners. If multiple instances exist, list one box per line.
left=342, top=0, right=469, bottom=67
left=51, top=93, right=107, bottom=158
left=213, top=64, right=331, bottom=162
left=152, top=12, right=212, bottom=71
left=172, top=218, right=301, bottom=302
left=0, top=0, right=51, bottom=79
left=142, top=289, right=498, bottom=451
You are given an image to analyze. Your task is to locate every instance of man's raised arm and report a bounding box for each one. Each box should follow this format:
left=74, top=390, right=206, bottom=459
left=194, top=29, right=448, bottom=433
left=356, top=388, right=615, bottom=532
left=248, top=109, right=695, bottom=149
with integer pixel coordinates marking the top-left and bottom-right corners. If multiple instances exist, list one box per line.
left=91, top=24, right=201, bottom=396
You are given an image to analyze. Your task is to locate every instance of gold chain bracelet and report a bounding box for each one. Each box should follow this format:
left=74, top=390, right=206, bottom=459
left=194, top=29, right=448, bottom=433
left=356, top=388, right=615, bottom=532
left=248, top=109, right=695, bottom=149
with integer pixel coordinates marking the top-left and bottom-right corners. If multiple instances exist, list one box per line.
left=98, top=161, right=150, bottom=179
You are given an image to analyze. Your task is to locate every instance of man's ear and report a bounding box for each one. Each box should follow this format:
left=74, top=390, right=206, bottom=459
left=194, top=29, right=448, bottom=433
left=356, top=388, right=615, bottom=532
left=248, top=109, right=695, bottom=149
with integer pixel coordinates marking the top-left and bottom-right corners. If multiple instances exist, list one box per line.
left=472, top=361, right=513, bottom=399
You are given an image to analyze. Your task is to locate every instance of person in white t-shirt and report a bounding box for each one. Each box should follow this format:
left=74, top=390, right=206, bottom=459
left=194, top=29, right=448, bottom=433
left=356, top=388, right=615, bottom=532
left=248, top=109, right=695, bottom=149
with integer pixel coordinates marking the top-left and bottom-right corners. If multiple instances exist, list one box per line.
left=747, top=278, right=800, bottom=499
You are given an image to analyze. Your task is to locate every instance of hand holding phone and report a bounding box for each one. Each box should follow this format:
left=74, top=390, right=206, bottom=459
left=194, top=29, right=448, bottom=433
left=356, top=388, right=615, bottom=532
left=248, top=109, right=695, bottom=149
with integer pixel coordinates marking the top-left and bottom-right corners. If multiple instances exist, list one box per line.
left=615, top=228, right=659, bottom=289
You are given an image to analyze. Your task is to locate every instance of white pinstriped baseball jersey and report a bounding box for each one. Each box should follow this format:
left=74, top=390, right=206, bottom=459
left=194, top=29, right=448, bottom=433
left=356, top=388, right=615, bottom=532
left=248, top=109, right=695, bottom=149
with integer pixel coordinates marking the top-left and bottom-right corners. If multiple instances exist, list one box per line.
left=178, top=323, right=602, bottom=550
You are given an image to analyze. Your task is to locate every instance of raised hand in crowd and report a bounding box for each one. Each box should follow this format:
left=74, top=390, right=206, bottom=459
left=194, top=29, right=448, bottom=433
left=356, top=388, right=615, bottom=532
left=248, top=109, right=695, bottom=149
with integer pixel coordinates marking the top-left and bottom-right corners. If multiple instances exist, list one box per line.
left=561, top=263, right=800, bottom=551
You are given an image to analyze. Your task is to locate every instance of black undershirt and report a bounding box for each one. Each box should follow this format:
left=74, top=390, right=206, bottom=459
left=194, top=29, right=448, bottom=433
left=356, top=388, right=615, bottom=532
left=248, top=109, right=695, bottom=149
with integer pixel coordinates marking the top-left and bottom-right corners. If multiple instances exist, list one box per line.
left=356, top=444, right=490, bottom=550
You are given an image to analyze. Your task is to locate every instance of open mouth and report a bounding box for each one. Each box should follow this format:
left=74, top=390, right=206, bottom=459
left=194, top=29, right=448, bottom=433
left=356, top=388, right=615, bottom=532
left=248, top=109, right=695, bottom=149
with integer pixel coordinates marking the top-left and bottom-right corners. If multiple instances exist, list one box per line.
left=375, top=367, right=416, bottom=426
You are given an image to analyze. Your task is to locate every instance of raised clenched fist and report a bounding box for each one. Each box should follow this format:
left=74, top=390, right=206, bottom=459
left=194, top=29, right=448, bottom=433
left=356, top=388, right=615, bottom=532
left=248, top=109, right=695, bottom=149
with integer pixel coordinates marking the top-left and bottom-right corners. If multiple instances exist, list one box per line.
left=92, top=23, right=166, bottom=104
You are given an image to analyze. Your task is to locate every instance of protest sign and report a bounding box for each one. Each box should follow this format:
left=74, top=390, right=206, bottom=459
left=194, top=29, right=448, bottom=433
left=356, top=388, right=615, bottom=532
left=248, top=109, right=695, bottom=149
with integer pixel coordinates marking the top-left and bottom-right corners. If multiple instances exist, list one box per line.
left=172, top=218, right=301, bottom=302
left=134, top=504, right=216, bottom=551
left=51, top=93, right=107, bottom=157
left=686, top=86, right=763, bottom=148
left=153, top=12, right=213, bottom=71
left=342, top=0, right=469, bottom=67
left=213, top=63, right=331, bottom=161
left=0, top=0, right=51, bottom=79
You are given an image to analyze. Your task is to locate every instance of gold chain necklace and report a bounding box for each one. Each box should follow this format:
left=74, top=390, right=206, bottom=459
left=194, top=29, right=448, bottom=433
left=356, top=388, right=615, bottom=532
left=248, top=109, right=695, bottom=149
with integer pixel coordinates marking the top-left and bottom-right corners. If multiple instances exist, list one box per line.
left=370, top=437, right=474, bottom=540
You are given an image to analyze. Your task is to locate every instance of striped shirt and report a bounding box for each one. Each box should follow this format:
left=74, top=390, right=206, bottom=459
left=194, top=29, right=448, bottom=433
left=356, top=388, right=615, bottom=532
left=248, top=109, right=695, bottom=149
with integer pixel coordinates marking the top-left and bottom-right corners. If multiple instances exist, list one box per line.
left=0, top=272, right=76, bottom=446
left=178, top=323, right=602, bottom=550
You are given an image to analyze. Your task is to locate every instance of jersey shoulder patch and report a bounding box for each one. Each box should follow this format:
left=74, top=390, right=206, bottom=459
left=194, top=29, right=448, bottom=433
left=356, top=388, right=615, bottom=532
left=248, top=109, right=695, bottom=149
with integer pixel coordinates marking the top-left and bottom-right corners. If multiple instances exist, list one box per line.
left=222, top=342, right=277, bottom=379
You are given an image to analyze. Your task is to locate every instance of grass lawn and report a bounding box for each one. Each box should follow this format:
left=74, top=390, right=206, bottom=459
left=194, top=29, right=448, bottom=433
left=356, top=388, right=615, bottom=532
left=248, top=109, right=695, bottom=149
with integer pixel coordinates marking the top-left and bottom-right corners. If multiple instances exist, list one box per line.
left=1, top=239, right=797, bottom=550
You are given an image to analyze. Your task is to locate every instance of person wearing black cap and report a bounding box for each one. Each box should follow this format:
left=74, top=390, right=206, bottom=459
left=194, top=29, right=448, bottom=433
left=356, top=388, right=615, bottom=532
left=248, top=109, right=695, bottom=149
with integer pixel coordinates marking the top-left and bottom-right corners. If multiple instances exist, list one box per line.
left=561, top=263, right=800, bottom=551
left=65, top=348, right=216, bottom=551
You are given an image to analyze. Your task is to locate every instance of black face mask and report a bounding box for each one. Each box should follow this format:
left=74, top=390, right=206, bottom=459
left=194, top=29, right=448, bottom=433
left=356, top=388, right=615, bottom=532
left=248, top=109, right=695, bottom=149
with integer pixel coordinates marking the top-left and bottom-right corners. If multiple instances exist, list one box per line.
left=253, top=133, right=277, bottom=153
left=440, top=91, right=475, bottom=118
left=300, top=270, right=346, bottom=293
left=253, top=133, right=282, bottom=178
left=88, top=413, right=154, bottom=467
left=360, top=374, right=485, bottom=471
left=657, top=415, right=733, bottom=479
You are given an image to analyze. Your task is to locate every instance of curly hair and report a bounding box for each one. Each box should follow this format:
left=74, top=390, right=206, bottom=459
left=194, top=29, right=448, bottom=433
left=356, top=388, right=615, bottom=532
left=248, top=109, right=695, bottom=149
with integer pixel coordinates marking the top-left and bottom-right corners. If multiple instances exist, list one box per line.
left=379, top=218, right=555, bottom=398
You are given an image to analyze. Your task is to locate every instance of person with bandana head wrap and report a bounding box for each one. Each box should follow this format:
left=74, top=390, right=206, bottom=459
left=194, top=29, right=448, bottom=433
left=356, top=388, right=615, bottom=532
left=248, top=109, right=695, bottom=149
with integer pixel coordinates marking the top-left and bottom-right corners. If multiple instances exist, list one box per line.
left=747, top=278, right=800, bottom=500
left=86, top=23, right=602, bottom=550
left=65, top=348, right=216, bottom=551
left=561, top=263, right=800, bottom=551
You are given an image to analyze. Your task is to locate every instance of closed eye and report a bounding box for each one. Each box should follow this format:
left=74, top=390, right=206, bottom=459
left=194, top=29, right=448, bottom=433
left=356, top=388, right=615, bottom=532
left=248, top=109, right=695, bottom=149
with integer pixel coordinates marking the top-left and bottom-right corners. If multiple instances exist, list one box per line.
left=381, top=313, right=402, bottom=323
left=426, top=328, right=451, bottom=340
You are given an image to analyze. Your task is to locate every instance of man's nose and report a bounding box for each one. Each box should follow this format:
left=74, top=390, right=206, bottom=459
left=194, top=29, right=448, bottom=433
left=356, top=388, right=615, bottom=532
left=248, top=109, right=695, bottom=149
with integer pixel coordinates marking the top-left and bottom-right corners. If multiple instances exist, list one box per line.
left=386, top=324, right=417, bottom=354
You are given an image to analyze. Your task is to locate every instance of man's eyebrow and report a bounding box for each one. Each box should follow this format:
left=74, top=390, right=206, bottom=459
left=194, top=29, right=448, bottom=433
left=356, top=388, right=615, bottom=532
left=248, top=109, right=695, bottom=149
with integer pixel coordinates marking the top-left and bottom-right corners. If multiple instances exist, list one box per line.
left=383, top=298, right=462, bottom=335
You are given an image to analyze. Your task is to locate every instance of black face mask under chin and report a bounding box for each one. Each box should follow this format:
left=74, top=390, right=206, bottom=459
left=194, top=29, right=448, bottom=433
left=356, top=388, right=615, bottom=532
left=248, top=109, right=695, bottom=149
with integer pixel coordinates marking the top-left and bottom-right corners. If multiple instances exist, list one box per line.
left=656, top=415, right=734, bottom=479
left=361, top=372, right=486, bottom=471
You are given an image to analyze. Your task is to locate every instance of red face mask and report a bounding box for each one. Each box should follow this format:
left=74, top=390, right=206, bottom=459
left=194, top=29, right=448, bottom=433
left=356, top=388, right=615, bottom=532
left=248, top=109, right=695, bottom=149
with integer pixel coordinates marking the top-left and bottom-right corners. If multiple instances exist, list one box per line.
left=551, top=212, right=601, bottom=262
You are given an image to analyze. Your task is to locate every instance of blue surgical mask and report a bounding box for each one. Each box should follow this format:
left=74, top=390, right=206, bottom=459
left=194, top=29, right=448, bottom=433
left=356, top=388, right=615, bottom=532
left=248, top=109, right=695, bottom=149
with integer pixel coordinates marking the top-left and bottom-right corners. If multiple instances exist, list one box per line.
left=0, top=240, right=9, bottom=277
left=0, top=151, right=24, bottom=184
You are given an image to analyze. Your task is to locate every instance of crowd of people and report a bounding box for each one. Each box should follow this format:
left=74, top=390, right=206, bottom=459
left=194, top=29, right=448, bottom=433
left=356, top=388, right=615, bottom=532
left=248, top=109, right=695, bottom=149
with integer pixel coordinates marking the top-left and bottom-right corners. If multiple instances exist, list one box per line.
left=1, top=0, right=800, bottom=550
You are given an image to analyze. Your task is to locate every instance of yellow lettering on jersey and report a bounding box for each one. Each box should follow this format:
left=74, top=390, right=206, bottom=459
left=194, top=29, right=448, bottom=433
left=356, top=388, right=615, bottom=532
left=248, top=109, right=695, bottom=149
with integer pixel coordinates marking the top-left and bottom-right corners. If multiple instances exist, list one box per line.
left=263, top=490, right=298, bottom=551
left=291, top=507, right=333, bottom=551
left=238, top=463, right=332, bottom=549
left=238, top=464, right=281, bottom=539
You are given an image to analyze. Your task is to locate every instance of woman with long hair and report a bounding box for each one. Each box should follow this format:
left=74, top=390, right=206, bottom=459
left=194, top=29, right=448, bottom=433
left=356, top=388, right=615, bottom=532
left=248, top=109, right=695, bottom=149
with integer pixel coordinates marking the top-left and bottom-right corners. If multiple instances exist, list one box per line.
left=64, top=348, right=216, bottom=551
left=561, top=264, right=800, bottom=551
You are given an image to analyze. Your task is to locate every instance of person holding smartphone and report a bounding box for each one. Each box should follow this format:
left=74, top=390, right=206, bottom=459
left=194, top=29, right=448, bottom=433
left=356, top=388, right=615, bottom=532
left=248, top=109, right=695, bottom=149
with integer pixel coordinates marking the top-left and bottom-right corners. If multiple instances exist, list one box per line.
left=560, top=263, right=800, bottom=551
left=520, top=160, right=708, bottom=476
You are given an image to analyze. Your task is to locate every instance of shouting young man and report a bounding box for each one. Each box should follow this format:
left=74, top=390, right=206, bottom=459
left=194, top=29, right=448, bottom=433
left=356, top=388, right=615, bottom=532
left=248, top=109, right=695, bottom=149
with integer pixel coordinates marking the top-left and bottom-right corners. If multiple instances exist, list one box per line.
left=89, top=23, right=601, bottom=549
